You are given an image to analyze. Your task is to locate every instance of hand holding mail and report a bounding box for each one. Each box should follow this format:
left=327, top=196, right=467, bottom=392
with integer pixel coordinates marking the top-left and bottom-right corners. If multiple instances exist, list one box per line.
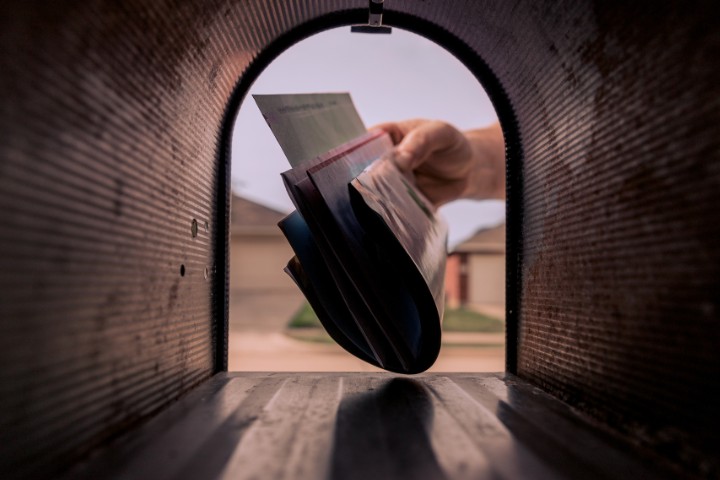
left=373, top=119, right=506, bottom=206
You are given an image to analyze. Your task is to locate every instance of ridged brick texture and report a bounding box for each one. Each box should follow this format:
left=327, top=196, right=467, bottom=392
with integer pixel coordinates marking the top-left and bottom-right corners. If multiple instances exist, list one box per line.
left=0, top=2, right=362, bottom=477
left=1, top=1, right=718, bottom=477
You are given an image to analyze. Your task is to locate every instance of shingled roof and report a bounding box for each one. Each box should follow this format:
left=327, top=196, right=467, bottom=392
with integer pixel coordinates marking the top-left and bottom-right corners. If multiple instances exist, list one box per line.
left=451, top=223, right=505, bottom=254
left=231, top=194, right=288, bottom=234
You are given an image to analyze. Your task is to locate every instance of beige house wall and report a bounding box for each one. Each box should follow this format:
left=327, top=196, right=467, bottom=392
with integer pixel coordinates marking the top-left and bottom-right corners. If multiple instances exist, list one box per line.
left=467, top=254, right=505, bottom=308
left=230, top=234, right=297, bottom=292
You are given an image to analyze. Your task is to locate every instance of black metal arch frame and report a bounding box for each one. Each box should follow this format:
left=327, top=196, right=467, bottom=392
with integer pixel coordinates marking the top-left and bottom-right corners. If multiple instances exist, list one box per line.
left=215, top=8, right=524, bottom=373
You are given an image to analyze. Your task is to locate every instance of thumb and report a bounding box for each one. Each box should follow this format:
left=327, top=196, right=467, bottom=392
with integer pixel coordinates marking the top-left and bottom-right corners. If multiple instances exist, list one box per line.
left=393, top=122, right=443, bottom=171
left=387, top=148, right=416, bottom=173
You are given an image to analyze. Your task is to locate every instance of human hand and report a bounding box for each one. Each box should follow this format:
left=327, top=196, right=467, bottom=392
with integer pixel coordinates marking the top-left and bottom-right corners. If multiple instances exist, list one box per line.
left=373, top=119, right=505, bottom=206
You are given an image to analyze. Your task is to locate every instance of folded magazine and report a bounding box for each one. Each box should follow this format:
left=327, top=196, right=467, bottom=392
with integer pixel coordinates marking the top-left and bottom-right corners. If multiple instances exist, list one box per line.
left=255, top=93, right=447, bottom=374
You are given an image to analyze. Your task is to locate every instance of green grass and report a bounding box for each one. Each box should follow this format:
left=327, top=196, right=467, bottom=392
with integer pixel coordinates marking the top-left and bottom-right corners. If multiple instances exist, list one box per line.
left=285, top=329, right=335, bottom=344
left=287, top=302, right=504, bottom=333
left=287, top=302, right=323, bottom=329
left=442, top=308, right=504, bottom=333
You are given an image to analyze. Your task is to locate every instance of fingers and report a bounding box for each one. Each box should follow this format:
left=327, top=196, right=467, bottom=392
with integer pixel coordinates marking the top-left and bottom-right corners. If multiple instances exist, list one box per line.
left=371, top=119, right=428, bottom=145
left=371, top=122, right=405, bottom=144
left=384, top=149, right=416, bottom=173
left=374, top=119, right=504, bottom=205
left=396, top=121, right=463, bottom=171
left=373, top=119, right=463, bottom=173
left=373, top=119, right=428, bottom=172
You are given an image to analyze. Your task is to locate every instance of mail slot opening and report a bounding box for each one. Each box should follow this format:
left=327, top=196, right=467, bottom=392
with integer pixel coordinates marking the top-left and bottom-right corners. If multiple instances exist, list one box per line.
left=228, top=26, right=506, bottom=372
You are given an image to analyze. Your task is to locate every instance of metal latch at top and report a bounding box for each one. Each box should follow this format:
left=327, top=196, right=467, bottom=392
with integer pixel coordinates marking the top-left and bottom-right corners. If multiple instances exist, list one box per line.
left=351, top=0, right=392, bottom=34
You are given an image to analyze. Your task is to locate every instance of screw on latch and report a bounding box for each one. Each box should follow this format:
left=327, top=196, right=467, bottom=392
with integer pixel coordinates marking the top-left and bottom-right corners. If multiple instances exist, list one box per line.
left=368, top=0, right=383, bottom=26
left=351, top=0, right=392, bottom=34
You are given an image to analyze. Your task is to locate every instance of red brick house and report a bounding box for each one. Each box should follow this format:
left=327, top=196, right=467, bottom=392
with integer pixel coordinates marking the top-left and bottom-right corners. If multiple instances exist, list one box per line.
left=445, top=223, right=505, bottom=314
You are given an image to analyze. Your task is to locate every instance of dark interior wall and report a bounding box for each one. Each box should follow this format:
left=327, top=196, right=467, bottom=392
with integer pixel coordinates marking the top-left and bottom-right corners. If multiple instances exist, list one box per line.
left=402, top=2, right=719, bottom=473
left=498, top=3, right=720, bottom=472
left=1, top=0, right=718, bottom=477
left=0, top=0, right=307, bottom=476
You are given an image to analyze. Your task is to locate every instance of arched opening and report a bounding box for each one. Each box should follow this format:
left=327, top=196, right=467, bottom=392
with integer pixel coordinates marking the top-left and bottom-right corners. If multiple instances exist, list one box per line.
left=229, top=28, right=505, bottom=371
left=226, top=23, right=515, bottom=372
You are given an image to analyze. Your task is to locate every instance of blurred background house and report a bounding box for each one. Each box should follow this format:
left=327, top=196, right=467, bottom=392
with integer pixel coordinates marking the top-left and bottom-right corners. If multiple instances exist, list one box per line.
left=230, top=194, right=295, bottom=294
left=445, top=223, right=505, bottom=319
left=230, top=194, right=506, bottom=319
left=229, top=194, right=505, bottom=371
left=229, top=194, right=305, bottom=352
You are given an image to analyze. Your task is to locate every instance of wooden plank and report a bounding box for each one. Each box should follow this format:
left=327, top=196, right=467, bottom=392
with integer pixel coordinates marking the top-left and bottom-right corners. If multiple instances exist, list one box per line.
left=71, top=373, right=678, bottom=479
left=219, top=375, right=342, bottom=480
left=329, top=375, right=448, bottom=480
left=424, top=375, right=558, bottom=480
left=453, top=374, right=673, bottom=479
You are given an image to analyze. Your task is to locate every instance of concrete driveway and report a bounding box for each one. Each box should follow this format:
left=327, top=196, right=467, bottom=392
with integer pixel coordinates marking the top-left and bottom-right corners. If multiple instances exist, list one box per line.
left=228, top=289, right=504, bottom=372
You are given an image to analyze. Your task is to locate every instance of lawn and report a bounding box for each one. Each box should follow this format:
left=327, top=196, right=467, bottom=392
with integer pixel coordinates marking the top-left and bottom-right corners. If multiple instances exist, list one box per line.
left=288, top=303, right=325, bottom=329
left=442, top=308, right=504, bottom=332
left=287, top=302, right=504, bottom=333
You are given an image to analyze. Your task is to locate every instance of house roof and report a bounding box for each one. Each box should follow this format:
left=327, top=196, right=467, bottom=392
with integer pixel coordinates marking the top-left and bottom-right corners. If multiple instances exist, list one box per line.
left=231, top=194, right=288, bottom=234
left=451, top=223, right=505, bottom=254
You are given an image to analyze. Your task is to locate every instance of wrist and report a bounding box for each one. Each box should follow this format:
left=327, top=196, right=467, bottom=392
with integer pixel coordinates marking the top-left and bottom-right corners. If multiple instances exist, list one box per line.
left=462, top=124, right=505, bottom=201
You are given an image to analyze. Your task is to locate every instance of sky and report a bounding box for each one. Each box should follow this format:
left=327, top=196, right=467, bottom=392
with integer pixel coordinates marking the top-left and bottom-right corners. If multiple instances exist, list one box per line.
left=230, top=27, right=505, bottom=248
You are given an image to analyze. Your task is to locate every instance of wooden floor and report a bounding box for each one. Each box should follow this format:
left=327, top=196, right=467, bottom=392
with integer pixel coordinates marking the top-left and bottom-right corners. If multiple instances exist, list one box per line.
left=73, top=372, right=674, bottom=479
